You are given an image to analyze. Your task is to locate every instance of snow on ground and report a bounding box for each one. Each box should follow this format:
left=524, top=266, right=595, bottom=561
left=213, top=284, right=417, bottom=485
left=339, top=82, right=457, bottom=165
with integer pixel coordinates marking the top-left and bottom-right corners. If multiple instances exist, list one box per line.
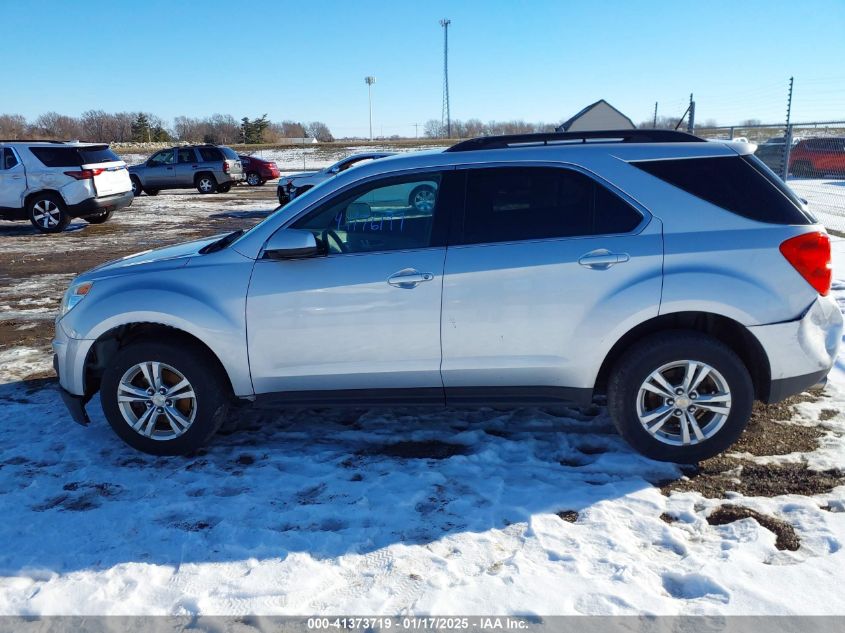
left=788, top=177, right=845, bottom=232
left=0, top=173, right=843, bottom=616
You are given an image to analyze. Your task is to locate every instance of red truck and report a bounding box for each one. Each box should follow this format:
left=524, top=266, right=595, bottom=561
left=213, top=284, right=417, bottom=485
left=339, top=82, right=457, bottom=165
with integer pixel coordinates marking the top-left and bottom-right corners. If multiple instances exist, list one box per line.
left=238, top=154, right=281, bottom=186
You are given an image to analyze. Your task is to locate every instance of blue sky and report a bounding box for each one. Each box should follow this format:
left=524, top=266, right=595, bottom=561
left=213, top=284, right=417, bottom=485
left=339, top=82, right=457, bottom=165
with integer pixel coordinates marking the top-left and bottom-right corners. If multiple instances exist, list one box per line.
left=4, top=0, right=844, bottom=136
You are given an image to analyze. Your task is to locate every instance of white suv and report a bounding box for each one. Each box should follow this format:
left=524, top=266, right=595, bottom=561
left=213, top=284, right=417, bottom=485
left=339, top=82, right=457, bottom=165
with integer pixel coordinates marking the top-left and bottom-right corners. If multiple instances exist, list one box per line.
left=0, top=141, right=133, bottom=233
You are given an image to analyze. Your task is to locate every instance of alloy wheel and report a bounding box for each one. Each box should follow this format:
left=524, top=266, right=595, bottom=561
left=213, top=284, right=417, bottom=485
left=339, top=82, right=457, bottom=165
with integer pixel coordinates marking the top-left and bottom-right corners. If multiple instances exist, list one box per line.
left=199, top=177, right=214, bottom=193
left=247, top=173, right=261, bottom=186
left=31, top=199, right=61, bottom=228
left=636, top=360, right=731, bottom=446
left=117, top=361, right=197, bottom=441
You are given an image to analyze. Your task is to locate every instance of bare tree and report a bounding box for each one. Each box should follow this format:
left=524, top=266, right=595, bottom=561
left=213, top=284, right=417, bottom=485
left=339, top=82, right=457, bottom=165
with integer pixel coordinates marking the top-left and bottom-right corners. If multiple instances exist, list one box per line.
left=307, top=121, right=334, bottom=142
left=34, top=112, right=83, bottom=140
left=0, top=114, right=28, bottom=139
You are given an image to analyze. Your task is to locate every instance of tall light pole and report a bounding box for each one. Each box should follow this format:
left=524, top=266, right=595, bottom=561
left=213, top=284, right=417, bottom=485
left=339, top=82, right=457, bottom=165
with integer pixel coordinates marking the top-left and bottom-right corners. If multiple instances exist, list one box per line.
left=364, top=76, right=376, bottom=141
left=439, top=19, right=451, bottom=138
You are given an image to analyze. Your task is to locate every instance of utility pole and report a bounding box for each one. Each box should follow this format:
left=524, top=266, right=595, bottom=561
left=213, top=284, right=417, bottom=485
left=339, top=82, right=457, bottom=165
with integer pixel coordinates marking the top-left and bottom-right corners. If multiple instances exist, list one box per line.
left=412, top=123, right=420, bottom=138
left=364, top=76, right=376, bottom=142
left=653, top=102, right=658, bottom=127
left=440, top=19, right=451, bottom=138
left=687, top=93, right=695, bottom=134
left=781, top=76, right=794, bottom=181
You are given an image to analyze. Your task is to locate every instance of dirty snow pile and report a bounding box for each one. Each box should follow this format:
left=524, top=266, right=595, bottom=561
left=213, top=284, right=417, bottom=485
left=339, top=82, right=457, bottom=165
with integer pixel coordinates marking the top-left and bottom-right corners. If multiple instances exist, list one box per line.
left=0, top=254, right=843, bottom=616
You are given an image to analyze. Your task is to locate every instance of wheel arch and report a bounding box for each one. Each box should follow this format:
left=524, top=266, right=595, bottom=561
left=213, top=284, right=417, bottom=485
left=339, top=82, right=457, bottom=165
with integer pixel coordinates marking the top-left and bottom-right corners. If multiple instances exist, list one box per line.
left=25, top=188, right=66, bottom=209
left=594, top=311, right=771, bottom=402
left=82, top=322, right=238, bottom=399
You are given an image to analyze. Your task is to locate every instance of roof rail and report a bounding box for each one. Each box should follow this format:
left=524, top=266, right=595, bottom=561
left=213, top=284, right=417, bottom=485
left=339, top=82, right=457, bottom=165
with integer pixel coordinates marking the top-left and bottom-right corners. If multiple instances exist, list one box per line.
left=0, top=139, right=67, bottom=144
left=444, top=129, right=705, bottom=152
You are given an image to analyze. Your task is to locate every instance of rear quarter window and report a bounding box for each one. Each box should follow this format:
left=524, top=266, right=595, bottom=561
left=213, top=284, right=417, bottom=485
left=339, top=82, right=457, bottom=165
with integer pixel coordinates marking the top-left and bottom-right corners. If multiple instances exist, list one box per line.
left=631, top=155, right=812, bottom=225
left=198, top=147, right=223, bottom=161
left=79, top=146, right=120, bottom=164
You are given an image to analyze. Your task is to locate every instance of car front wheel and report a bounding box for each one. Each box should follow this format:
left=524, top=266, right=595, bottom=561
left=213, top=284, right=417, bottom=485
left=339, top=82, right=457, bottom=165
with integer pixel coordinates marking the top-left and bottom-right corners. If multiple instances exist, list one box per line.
left=607, top=332, right=753, bottom=463
left=100, top=340, right=231, bottom=455
left=130, top=176, right=142, bottom=197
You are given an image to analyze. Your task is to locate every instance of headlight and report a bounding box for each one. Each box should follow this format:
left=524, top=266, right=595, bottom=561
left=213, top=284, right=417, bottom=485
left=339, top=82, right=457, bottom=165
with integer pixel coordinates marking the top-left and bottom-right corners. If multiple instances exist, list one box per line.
left=60, top=281, right=93, bottom=317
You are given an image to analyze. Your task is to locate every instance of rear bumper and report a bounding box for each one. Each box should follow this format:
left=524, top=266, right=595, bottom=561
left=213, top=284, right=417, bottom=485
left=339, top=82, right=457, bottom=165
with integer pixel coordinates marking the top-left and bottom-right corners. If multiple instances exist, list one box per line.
left=749, top=294, right=843, bottom=403
left=67, top=190, right=133, bottom=218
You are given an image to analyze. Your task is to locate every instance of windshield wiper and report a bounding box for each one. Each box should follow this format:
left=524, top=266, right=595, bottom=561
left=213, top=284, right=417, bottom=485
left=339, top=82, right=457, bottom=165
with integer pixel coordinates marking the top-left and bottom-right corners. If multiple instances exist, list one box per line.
left=199, top=229, right=244, bottom=254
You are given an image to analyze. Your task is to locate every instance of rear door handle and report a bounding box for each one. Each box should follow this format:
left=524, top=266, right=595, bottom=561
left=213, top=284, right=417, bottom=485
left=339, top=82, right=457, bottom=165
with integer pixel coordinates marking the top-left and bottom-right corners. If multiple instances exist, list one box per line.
left=578, top=249, right=630, bottom=269
left=388, top=269, right=434, bottom=288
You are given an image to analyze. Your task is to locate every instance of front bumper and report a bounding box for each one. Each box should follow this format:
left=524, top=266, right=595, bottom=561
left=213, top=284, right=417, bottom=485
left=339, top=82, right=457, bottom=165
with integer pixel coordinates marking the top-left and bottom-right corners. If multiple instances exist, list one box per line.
left=53, top=353, right=91, bottom=426
left=748, top=294, right=843, bottom=403
left=67, top=190, right=133, bottom=218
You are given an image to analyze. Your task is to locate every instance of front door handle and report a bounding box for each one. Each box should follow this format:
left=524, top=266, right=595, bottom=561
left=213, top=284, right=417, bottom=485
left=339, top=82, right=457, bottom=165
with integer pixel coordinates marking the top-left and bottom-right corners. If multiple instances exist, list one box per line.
left=578, top=249, right=630, bottom=270
left=388, top=269, right=434, bottom=288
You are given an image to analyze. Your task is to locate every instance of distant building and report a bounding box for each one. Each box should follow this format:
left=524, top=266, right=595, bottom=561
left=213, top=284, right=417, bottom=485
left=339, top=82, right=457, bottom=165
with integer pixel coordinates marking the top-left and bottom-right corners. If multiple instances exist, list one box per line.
left=555, top=100, right=636, bottom=133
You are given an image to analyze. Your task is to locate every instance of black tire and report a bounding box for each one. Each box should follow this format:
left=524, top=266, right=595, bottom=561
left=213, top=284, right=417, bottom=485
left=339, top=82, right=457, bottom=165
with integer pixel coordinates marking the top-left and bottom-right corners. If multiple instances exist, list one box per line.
left=607, top=331, right=753, bottom=464
left=216, top=183, right=231, bottom=193
left=100, top=339, right=231, bottom=456
left=792, top=160, right=814, bottom=178
left=27, top=193, right=70, bottom=233
left=246, top=172, right=262, bottom=186
left=130, top=176, right=143, bottom=197
left=85, top=210, right=113, bottom=224
left=408, top=184, right=436, bottom=212
left=144, top=189, right=160, bottom=196
left=196, top=173, right=217, bottom=194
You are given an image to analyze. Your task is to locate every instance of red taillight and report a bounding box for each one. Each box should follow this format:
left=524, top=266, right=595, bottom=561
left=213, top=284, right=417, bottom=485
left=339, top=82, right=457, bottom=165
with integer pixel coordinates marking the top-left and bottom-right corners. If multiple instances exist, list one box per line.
left=223, top=161, right=230, bottom=173
left=780, top=231, right=832, bottom=295
left=64, top=168, right=104, bottom=180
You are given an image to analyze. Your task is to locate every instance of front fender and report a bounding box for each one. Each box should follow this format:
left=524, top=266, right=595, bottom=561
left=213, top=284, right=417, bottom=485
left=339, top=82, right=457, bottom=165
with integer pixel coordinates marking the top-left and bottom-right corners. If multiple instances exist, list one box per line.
left=60, top=255, right=255, bottom=397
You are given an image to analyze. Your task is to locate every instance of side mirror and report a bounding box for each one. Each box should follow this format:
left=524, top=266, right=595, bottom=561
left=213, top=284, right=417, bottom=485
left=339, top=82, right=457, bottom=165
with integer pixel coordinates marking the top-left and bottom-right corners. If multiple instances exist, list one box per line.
left=263, top=228, right=319, bottom=260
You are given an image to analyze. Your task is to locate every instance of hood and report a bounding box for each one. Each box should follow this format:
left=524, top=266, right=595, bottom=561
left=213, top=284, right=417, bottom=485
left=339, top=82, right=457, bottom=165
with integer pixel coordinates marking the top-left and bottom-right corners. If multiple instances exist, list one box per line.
left=81, top=234, right=225, bottom=280
left=281, top=170, right=318, bottom=181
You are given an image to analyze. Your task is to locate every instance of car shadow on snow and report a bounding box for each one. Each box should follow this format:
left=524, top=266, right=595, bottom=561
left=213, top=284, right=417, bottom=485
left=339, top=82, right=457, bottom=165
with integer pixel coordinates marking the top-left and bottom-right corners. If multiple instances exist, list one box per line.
left=0, top=222, right=88, bottom=237
left=0, top=378, right=682, bottom=575
left=208, top=208, right=276, bottom=220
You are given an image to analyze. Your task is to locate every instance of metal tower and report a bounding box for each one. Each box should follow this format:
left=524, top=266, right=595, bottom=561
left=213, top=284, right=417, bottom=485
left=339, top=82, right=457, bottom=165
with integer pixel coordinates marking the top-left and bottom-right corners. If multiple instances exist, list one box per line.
left=439, top=18, right=451, bottom=138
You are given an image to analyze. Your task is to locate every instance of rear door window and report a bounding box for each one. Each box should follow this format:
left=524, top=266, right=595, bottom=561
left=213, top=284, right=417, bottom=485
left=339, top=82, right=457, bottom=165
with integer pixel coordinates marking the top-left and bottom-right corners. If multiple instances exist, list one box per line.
left=177, top=148, right=196, bottom=163
left=459, top=167, right=642, bottom=245
left=631, top=155, right=812, bottom=225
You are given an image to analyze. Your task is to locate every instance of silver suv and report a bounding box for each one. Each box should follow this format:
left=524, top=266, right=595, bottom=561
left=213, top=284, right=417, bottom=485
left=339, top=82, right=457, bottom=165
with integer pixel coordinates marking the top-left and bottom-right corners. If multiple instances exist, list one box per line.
left=128, top=144, right=244, bottom=196
left=53, top=130, right=842, bottom=462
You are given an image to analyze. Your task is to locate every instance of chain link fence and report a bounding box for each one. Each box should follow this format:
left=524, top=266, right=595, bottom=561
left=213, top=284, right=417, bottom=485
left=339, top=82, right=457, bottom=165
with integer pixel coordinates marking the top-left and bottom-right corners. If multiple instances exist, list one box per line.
left=696, top=122, right=845, bottom=234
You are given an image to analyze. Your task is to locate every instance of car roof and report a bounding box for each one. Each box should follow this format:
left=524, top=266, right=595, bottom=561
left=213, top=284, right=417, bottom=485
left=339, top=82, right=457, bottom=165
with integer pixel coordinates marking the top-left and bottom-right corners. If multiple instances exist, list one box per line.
left=0, top=140, right=108, bottom=147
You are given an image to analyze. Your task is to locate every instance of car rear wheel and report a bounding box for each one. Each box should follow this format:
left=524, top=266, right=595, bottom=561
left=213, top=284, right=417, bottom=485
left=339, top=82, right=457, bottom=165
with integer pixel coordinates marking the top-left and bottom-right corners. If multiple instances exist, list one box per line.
left=246, top=172, right=262, bottom=186
left=28, top=193, right=70, bottom=233
left=408, top=185, right=436, bottom=212
left=85, top=210, right=113, bottom=224
left=100, top=340, right=231, bottom=455
left=196, top=174, right=217, bottom=194
left=130, top=176, right=142, bottom=197
left=216, top=183, right=231, bottom=193
left=607, top=332, right=753, bottom=463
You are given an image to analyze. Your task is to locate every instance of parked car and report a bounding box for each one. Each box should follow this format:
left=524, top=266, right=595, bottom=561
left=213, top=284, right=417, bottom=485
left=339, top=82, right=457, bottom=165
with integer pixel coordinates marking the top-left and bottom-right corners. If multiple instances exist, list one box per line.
left=277, top=152, right=393, bottom=204
left=128, top=145, right=244, bottom=196
left=0, top=140, right=133, bottom=233
left=789, top=137, right=845, bottom=177
left=54, top=130, right=841, bottom=463
left=239, top=154, right=280, bottom=186
left=753, top=136, right=800, bottom=174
